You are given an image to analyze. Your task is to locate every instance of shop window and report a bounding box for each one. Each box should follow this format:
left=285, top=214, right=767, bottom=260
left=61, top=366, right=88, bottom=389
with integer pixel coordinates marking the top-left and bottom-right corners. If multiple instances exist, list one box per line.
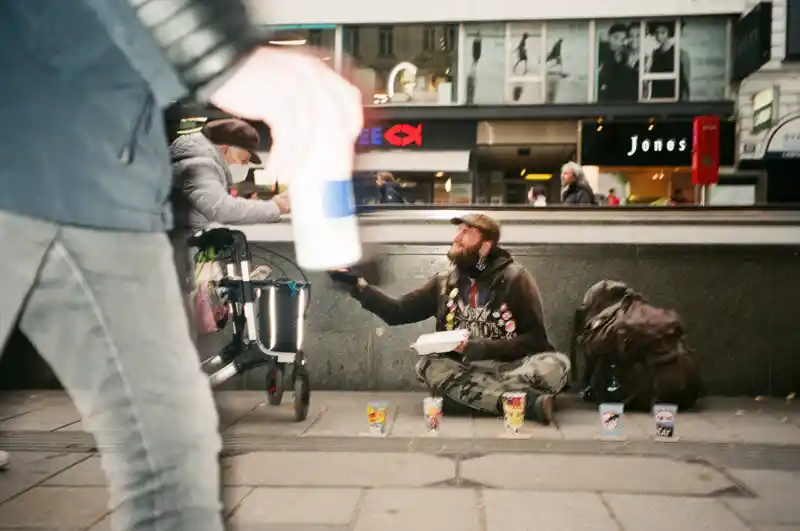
left=343, top=27, right=361, bottom=59
left=353, top=172, right=471, bottom=205
left=423, top=26, right=436, bottom=52
left=308, top=29, right=322, bottom=48
left=444, top=26, right=457, bottom=53
left=463, top=21, right=590, bottom=105
left=379, top=26, right=395, bottom=57
left=595, top=17, right=730, bottom=103
left=266, top=26, right=335, bottom=67
left=679, top=17, right=730, bottom=101
left=345, top=24, right=459, bottom=106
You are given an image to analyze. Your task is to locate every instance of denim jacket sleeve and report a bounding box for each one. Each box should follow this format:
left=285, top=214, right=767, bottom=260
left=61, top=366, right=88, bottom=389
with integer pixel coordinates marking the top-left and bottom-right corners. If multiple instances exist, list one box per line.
left=121, top=0, right=265, bottom=103
left=86, top=0, right=264, bottom=106
left=4, top=0, right=261, bottom=107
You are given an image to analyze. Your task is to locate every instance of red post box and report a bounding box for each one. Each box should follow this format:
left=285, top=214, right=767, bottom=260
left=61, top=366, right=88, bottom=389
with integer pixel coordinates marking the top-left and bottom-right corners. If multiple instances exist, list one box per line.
left=692, top=116, right=721, bottom=185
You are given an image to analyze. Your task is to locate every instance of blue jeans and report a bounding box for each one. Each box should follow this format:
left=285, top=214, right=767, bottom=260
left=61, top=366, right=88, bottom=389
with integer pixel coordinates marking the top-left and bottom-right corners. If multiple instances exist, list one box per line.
left=0, top=210, right=223, bottom=531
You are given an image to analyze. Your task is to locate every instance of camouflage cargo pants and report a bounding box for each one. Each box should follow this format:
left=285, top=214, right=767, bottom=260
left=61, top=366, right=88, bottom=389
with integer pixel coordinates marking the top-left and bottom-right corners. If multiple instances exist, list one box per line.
left=415, top=352, right=571, bottom=415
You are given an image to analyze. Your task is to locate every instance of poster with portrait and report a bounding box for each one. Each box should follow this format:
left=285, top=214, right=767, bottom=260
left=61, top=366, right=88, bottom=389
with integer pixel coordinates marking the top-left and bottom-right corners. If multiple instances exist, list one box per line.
left=642, top=20, right=680, bottom=100
left=463, top=23, right=506, bottom=104
left=544, top=21, right=591, bottom=103
left=678, top=17, right=729, bottom=101
left=595, top=19, right=641, bottom=102
left=506, top=22, right=544, bottom=104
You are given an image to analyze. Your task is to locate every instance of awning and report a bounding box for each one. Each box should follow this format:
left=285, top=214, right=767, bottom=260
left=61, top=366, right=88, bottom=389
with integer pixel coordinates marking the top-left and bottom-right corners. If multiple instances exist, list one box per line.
left=354, top=151, right=471, bottom=173
left=763, top=113, right=800, bottom=159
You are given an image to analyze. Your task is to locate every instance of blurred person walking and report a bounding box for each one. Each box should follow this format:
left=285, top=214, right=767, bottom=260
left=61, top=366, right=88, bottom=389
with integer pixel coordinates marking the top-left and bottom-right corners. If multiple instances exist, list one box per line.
left=0, top=2, right=361, bottom=530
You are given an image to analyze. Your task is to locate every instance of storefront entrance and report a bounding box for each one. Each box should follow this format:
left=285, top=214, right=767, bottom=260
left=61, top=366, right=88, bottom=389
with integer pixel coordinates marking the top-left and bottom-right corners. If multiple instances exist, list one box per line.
left=472, top=120, right=578, bottom=205
left=472, top=145, right=576, bottom=204
left=579, top=119, right=736, bottom=205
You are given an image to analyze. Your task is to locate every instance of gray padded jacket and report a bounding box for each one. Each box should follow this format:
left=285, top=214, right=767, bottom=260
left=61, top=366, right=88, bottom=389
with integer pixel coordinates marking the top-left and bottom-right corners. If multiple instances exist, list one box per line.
left=169, top=132, right=281, bottom=231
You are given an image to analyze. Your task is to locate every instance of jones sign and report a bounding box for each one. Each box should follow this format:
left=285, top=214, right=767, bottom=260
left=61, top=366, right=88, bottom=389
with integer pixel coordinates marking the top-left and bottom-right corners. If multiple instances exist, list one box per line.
left=626, top=135, right=689, bottom=157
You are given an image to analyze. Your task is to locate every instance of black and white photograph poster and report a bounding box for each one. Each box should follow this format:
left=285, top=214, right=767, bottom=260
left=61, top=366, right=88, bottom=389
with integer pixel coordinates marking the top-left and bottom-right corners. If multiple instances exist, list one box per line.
left=595, top=19, right=640, bottom=102
left=544, top=21, right=591, bottom=103
left=463, top=23, right=506, bottom=105
left=506, top=22, right=545, bottom=104
left=642, top=19, right=686, bottom=100
left=677, top=17, right=729, bottom=101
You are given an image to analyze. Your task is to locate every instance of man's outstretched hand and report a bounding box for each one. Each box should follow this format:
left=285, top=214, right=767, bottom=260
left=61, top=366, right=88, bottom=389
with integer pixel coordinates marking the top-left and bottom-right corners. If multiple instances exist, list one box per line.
left=328, top=268, right=366, bottom=290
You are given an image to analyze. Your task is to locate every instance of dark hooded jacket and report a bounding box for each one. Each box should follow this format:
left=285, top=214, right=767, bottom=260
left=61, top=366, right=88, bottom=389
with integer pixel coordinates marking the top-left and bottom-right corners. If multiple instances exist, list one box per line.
left=351, top=248, right=554, bottom=362
left=379, top=181, right=406, bottom=204
left=561, top=179, right=597, bottom=205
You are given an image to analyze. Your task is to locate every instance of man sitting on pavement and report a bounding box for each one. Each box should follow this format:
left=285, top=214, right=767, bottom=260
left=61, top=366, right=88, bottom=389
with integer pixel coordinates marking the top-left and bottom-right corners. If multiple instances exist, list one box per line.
left=335, top=214, right=571, bottom=425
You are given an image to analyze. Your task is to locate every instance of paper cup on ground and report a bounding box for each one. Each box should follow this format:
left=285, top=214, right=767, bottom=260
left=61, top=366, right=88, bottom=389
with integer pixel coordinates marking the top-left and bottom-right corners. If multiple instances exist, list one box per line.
left=598, top=403, right=625, bottom=439
left=653, top=403, right=678, bottom=440
left=367, top=401, right=389, bottom=435
left=423, top=397, right=443, bottom=433
left=502, top=392, right=526, bottom=434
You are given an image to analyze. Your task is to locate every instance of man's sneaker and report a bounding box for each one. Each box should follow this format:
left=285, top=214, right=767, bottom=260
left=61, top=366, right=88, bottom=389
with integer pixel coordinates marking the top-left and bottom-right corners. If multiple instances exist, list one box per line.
left=441, top=394, right=474, bottom=416
left=538, top=395, right=555, bottom=426
left=0, top=451, right=9, bottom=471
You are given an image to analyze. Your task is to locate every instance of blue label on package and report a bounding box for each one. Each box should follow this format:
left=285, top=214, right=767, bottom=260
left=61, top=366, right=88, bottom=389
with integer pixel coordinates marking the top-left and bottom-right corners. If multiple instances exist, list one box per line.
left=323, top=180, right=356, bottom=219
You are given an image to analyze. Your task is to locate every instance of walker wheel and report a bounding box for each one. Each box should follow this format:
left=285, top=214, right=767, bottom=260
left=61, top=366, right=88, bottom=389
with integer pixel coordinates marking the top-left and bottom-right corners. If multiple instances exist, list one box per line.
left=293, top=375, right=310, bottom=422
left=266, top=365, right=285, bottom=406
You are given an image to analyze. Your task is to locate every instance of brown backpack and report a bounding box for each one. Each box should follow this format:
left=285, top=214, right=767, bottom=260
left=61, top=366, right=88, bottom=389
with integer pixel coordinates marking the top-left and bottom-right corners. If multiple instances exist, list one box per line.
left=580, top=281, right=703, bottom=411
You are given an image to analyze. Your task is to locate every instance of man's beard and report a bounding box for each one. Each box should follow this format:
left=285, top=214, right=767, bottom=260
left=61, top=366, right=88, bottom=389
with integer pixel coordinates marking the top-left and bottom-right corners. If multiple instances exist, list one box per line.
left=447, top=245, right=482, bottom=271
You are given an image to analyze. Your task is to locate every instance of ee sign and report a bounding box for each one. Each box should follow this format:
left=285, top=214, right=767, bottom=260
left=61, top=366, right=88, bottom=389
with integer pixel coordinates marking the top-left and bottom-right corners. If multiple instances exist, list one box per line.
left=358, top=123, right=424, bottom=149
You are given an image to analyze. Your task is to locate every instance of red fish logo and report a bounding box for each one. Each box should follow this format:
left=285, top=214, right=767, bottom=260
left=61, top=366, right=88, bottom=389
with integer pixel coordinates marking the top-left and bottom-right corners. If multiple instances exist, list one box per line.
left=384, top=123, right=423, bottom=147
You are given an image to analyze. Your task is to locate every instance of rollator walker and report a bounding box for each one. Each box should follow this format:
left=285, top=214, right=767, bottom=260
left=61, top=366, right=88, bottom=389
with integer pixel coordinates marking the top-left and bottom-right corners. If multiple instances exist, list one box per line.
left=188, top=228, right=311, bottom=421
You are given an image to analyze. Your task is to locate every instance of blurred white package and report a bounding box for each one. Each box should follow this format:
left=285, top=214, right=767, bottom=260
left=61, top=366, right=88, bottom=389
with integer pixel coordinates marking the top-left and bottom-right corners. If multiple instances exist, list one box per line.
left=412, top=330, right=469, bottom=356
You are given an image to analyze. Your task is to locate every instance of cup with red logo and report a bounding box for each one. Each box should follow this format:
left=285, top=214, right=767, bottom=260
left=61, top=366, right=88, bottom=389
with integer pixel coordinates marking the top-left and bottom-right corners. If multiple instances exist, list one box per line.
left=501, top=392, right=526, bottom=435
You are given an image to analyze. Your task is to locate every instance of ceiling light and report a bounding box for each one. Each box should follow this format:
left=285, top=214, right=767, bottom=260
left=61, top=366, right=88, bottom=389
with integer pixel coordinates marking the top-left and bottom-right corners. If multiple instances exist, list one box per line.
left=269, top=39, right=307, bottom=46
left=435, top=171, right=444, bottom=177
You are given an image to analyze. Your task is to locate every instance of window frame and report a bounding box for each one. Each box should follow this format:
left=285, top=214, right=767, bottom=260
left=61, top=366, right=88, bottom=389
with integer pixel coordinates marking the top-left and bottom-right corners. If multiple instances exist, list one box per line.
left=639, top=19, right=682, bottom=103
left=423, top=25, right=436, bottom=52
left=379, top=25, right=395, bottom=57
left=504, top=21, right=548, bottom=104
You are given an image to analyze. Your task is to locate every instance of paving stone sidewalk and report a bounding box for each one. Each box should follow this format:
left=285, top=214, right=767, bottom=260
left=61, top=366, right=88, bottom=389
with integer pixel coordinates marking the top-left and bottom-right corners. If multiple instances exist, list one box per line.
left=1, top=391, right=799, bottom=445
left=0, top=391, right=798, bottom=530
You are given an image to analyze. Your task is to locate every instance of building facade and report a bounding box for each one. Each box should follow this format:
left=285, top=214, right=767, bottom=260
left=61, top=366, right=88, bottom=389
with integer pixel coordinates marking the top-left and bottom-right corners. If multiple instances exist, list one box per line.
left=735, top=0, right=800, bottom=204
left=205, top=0, right=756, bottom=205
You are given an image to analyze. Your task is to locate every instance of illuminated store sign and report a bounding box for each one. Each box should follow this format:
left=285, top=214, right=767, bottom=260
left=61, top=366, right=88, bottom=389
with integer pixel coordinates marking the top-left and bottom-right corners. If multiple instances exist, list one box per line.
left=581, top=120, right=735, bottom=167
left=626, top=135, right=689, bottom=157
left=354, top=120, right=477, bottom=152
left=358, top=123, right=424, bottom=148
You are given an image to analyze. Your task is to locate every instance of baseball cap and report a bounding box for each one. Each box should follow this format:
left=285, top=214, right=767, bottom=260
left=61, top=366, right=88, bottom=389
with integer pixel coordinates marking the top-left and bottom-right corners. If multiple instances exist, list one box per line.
left=202, top=119, right=262, bottom=164
left=450, top=213, right=501, bottom=243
